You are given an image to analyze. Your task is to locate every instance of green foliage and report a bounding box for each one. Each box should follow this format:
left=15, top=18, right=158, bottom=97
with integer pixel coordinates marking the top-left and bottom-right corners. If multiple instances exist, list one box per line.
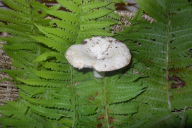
left=1, top=0, right=192, bottom=127
left=27, top=0, right=145, bottom=127
left=0, top=0, right=146, bottom=127
left=116, top=0, right=192, bottom=127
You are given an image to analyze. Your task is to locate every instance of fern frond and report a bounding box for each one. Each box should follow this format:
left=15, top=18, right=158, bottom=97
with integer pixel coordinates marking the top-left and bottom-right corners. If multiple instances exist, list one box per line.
left=34, top=71, right=70, bottom=80
left=21, top=94, right=72, bottom=109
left=0, top=27, right=28, bottom=37
left=76, top=105, right=97, bottom=116
left=171, top=85, right=192, bottom=110
left=0, top=0, right=69, bottom=126
left=141, top=113, right=177, bottom=128
left=81, top=1, right=110, bottom=12
left=0, top=103, right=27, bottom=117
left=2, top=42, right=38, bottom=50
left=81, top=9, right=113, bottom=21
left=57, top=0, right=80, bottom=14
left=2, top=0, right=30, bottom=13
left=113, top=118, right=145, bottom=128
left=16, top=84, right=47, bottom=97
left=33, top=52, right=67, bottom=63
left=30, top=113, right=53, bottom=128
left=47, top=11, right=79, bottom=23
left=107, top=89, right=144, bottom=104
left=30, top=0, right=49, bottom=10
left=51, top=19, right=78, bottom=32
left=108, top=103, right=137, bottom=115
left=75, top=81, right=101, bottom=98
left=0, top=116, right=39, bottom=128
left=29, top=104, right=67, bottom=120
left=80, top=21, right=115, bottom=30
left=5, top=50, right=36, bottom=67
left=2, top=69, right=25, bottom=79
left=0, top=8, right=25, bottom=20
left=0, top=0, right=144, bottom=127
left=31, top=36, right=67, bottom=53
left=0, top=36, right=36, bottom=44
left=108, top=11, right=121, bottom=20
left=106, top=80, right=145, bottom=104
left=72, top=71, right=92, bottom=82
left=17, top=78, right=69, bottom=87
left=116, top=0, right=192, bottom=127
left=41, top=62, right=70, bottom=72
left=12, top=0, right=29, bottom=8
left=51, top=88, right=73, bottom=100
left=37, top=26, right=77, bottom=41
left=79, top=29, right=114, bottom=36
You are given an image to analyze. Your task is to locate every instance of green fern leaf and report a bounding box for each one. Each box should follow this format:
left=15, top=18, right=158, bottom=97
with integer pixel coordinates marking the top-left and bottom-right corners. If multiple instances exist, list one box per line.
left=36, top=26, right=77, bottom=41
left=47, top=11, right=79, bottom=23
left=108, top=103, right=137, bottom=115
left=41, top=62, right=71, bottom=72
left=79, top=29, right=114, bottom=36
left=76, top=105, right=97, bottom=116
left=34, top=71, right=70, bottom=80
left=57, top=0, right=80, bottom=14
left=0, top=116, right=39, bottom=128
left=29, top=104, right=67, bottom=120
left=80, top=21, right=116, bottom=31
left=2, top=0, right=30, bottom=13
left=12, top=0, right=29, bottom=8
left=33, top=52, right=67, bottom=63
left=108, top=11, right=121, bottom=20
left=2, top=43, right=38, bottom=50
left=0, top=103, right=27, bottom=117
left=51, top=19, right=78, bottom=32
left=116, top=0, right=192, bottom=127
left=81, top=1, right=110, bottom=12
left=31, top=36, right=67, bottom=53
left=17, top=78, right=69, bottom=87
left=0, top=36, right=36, bottom=44
left=21, top=94, right=72, bottom=109
left=81, top=9, right=113, bottom=21
left=0, top=8, right=25, bottom=20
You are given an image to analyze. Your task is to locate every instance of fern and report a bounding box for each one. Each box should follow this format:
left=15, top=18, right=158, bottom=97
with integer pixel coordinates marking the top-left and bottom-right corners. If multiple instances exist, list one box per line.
left=0, top=0, right=145, bottom=127
left=0, top=0, right=62, bottom=127
left=27, top=0, right=147, bottom=127
left=116, top=0, right=192, bottom=127
left=2, top=0, right=185, bottom=127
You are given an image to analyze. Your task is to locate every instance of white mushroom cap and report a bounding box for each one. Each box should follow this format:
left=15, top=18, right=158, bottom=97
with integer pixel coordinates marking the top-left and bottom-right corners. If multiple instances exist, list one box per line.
left=65, top=36, right=131, bottom=72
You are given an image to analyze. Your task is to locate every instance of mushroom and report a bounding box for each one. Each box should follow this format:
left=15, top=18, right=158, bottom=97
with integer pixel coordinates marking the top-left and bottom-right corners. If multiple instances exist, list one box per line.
left=65, top=36, right=131, bottom=78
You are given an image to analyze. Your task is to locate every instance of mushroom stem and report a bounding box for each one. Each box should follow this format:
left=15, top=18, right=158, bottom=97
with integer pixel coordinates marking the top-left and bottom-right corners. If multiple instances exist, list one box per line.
left=93, top=69, right=105, bottom=78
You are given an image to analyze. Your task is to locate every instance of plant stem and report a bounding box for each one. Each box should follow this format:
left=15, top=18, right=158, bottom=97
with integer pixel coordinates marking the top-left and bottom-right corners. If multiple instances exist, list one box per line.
left=28, top=0, right=40, bottom=70
left=70, top=66, right=76, bottom=127
left=35, top=46, right=41, bottom=69
left=104, top=77, right=110, bottom=128
left=166, top=1, right=172, bottom=111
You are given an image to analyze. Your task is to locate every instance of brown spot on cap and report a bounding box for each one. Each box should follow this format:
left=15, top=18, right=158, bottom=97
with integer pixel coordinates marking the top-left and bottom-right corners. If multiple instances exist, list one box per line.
left=81, top=41, right=87, bottom=44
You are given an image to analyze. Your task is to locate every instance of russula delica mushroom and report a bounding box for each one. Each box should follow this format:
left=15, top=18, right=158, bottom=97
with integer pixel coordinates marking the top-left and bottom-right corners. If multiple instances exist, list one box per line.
left=65, top=36, right=131, bottom=78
